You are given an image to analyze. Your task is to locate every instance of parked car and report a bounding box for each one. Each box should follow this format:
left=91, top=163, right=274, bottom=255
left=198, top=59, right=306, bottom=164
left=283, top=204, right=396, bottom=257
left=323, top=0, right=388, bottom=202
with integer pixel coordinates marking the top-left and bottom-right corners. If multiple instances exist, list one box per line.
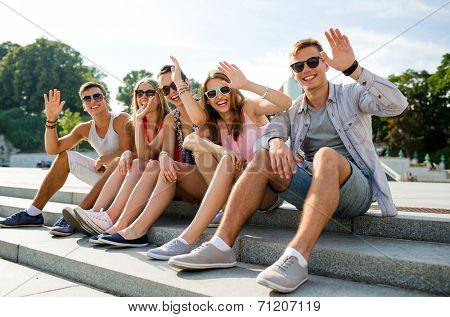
left=36, top=160, right=52, bottom=168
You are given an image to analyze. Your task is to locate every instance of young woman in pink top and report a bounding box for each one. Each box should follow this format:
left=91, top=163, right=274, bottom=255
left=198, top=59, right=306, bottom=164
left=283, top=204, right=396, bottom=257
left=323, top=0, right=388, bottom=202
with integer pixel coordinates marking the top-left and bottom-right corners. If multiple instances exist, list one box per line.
left=147, top=56, right=292, bottom=260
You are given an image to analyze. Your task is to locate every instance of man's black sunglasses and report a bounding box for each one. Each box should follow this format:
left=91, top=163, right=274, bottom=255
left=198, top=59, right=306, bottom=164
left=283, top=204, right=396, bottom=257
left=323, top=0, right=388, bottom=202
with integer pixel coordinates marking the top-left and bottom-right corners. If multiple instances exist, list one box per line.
left=290, top=56, right=323, bottom=73
left=82, top=93, right=104, bottom=104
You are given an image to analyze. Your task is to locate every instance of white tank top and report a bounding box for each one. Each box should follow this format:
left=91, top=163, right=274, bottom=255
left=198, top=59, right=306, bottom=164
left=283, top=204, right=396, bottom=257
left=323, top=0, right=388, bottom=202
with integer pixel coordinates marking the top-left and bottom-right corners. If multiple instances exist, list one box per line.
left=87, top=113, right=120, bottom=156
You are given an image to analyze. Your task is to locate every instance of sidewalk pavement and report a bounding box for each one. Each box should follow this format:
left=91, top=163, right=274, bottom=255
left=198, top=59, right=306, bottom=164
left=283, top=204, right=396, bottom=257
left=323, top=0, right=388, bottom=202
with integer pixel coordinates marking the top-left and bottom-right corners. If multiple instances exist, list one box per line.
left=0, top=259, right=111, bottom=297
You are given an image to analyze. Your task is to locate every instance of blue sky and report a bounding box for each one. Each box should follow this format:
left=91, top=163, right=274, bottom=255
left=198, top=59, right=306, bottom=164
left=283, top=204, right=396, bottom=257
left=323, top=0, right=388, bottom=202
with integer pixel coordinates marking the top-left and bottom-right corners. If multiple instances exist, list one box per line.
left=1, top=0, right=449, bottom=112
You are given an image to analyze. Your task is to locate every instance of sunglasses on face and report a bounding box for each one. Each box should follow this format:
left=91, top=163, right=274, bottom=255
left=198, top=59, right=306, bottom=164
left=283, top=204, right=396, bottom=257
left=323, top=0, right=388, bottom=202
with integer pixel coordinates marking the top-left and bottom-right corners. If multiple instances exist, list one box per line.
left=82, top=93, right=104, bottom=104
left=290, top=56, right=323, bottom=73
left=161, top=82, right=177, bottom=96
left=204, top=86, right=231, bottom=100
left=135, top=89, right=156, bottom=98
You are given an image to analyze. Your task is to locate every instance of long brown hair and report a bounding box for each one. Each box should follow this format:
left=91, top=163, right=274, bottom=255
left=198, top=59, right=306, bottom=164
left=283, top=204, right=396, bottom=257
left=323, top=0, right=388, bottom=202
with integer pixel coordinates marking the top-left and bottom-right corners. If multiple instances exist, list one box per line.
left=200, top=70, right=245, bottom=144
left=127, top=77, right=170, bottom=151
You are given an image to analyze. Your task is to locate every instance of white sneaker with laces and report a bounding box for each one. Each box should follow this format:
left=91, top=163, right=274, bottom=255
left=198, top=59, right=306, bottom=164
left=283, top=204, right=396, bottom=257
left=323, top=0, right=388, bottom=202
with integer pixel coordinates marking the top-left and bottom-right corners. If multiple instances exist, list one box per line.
left=74, top=207, right=112, bottom=234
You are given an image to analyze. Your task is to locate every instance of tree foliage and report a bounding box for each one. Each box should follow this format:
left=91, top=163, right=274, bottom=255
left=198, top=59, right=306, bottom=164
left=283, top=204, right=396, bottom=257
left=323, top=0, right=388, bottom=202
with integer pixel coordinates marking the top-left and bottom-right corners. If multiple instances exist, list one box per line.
left=117, top=70, right=153, bottom=114
left=373, top=53, right=450, bottom=163
left=0, top=38, right=107, bottom=117
left=58, top=108, right=82, bottom=137
left=0, top=38, right=107, bottom=151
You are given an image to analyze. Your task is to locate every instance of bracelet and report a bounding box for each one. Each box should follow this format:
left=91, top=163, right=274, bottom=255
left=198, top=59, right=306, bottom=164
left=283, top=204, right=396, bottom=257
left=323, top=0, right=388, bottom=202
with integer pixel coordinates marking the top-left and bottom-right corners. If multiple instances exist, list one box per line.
left=46, top=118, right=58, bottom=124
left=159, top=151, right=169, bottom=158
left=178, top=86, right=190, bottom=95
left=261, top=86, right=269, bottom=99
left=45, top=123, right=57, bottom=129
left=342, top=60, right=359, bottom=76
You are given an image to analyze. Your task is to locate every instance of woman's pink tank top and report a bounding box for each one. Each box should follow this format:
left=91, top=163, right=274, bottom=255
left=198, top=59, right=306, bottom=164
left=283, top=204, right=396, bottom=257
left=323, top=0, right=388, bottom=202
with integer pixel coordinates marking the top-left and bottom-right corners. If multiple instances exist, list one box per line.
left=218, top=110, right=269, bottom=161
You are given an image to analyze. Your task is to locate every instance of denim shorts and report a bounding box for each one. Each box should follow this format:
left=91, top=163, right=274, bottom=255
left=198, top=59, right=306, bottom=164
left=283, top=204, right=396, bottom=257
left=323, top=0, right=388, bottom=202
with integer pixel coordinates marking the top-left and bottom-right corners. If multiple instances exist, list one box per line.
left=274, top=161, right=373, bottom=219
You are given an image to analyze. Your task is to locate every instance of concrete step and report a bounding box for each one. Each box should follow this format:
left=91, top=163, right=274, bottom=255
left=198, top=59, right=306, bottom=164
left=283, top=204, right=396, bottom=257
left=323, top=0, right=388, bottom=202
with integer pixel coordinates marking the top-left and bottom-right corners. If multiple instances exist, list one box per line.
left=0, top=226, right=433, bottom=297
left=0, top=196, right=74, bottom=226
left=1, top=192, right=449, bottom=244
left=0, top=184, right=86, bottom=205
left=146, top=217, right=450, bottom=295
left=0, top=258, right=112, bottom=297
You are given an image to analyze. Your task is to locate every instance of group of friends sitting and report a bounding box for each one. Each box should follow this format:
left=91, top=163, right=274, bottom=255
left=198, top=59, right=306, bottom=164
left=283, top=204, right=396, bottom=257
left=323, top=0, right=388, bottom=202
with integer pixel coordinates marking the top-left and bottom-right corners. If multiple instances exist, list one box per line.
left=0, top=28, right=408, bottom=293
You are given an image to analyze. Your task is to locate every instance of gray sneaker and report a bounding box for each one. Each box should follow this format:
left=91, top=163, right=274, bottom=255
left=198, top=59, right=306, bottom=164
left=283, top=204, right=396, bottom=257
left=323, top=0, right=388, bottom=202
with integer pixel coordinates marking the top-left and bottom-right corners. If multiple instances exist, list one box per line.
left=256, top=255, right=308, bottom=293
left=168, top=242, right=237, bottom=270
left=147, top=238, right=199, bottom=260
left=62, top=206, right=95, bottom=236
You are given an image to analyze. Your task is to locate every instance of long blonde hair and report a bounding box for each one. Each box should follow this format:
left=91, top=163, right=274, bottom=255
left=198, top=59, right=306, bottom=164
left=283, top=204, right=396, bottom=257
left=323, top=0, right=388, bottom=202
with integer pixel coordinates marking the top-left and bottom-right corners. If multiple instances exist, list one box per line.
left=126, top=77, right=170, bottom=151
left=200, top=70, right=245, bottom=144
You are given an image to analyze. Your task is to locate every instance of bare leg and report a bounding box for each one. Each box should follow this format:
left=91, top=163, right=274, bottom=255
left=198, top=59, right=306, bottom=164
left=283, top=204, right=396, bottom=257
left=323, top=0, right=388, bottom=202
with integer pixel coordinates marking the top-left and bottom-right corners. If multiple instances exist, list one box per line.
left=215, top=149, right=290, bottom=246
left=106, top=160, right=160, bottom=232
left=79, top=158, right=120, bottom=210
left=32, top=151, right=70, bottom=210
left=120, top=163, right=207, bottom=239
left=258, top=188, right=279, bottom=210
left=180, top=155, right=239, bottom=244
left=97, top=159, right=147, bottom=220
left=286, top=147, right=351, bottom=260
left=193, top=151, right=221, bottom=185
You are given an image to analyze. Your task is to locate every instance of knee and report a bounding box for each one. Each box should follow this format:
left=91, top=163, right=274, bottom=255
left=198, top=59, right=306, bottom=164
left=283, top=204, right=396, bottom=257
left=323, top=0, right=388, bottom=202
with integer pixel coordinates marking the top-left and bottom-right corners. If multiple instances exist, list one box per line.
left=56, top=150, right=68, bottom=161
left=128, top=158, right=145, bottom=173
left=54, top=151, right=69, bottom=166
left=313, top=147, right=340, bottom=173
left=218, top=154, right=234, bottom=168
left=107, top=157, right=120, bottom=170
left=144, top=159, right=160, bottom=173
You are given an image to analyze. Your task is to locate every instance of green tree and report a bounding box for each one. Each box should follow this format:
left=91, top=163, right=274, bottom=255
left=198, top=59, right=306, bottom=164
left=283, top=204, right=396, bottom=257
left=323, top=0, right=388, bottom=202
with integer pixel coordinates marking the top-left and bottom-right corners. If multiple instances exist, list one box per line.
left=0, top=41, right=20, bottom=61
left=0, top=108, right=43, bottom=151
left=117, top=70, right=153, bottom=113
left=384, top=69, right=430, bottom=156
left=0, top=38, right=107, bottom=152
left=0, top=38, right=106, bottom=117
left=372, top=53, right=450, bottom=160
left=58, top=108, right=82, bottom=137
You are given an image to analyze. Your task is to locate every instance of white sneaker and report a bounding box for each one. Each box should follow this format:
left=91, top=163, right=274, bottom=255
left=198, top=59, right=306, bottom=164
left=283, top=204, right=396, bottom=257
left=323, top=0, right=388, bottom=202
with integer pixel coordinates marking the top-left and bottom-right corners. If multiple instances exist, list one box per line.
left=74, top=207, right=112, bottom=234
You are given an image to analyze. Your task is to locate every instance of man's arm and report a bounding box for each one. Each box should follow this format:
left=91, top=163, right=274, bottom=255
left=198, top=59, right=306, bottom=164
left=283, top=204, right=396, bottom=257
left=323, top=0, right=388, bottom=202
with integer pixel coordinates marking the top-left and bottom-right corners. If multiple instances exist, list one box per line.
left=44, top=89, right=88, bottom=154
left=353, top=68, right=408, bottom=117
left=320, top=28, right=407, bottom=117
left=257, top=109, right=292, bottom=151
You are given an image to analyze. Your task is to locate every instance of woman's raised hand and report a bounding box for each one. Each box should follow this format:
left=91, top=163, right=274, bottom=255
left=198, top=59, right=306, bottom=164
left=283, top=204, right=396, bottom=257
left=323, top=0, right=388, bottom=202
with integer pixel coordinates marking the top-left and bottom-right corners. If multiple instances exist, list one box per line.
left=44, top=89, right=65, bottom=122
left=170, top=56, right=186, bottom=86
left=136, top=96, right=156, bottom=121
left=218, top=61, right=248, bottom=89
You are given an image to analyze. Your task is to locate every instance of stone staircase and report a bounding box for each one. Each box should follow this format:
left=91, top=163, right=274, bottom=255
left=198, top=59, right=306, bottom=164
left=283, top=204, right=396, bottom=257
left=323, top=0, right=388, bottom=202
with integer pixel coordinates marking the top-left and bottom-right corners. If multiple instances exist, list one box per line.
left=0, top=183, right=449, bottom=297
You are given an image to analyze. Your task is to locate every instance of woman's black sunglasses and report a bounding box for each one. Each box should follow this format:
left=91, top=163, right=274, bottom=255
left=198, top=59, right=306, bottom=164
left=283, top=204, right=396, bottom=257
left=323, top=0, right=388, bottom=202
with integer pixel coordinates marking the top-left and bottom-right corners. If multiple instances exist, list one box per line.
left=161, top=82, right=177, bottom=96
left=135, top=89, right=156, bottom=97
